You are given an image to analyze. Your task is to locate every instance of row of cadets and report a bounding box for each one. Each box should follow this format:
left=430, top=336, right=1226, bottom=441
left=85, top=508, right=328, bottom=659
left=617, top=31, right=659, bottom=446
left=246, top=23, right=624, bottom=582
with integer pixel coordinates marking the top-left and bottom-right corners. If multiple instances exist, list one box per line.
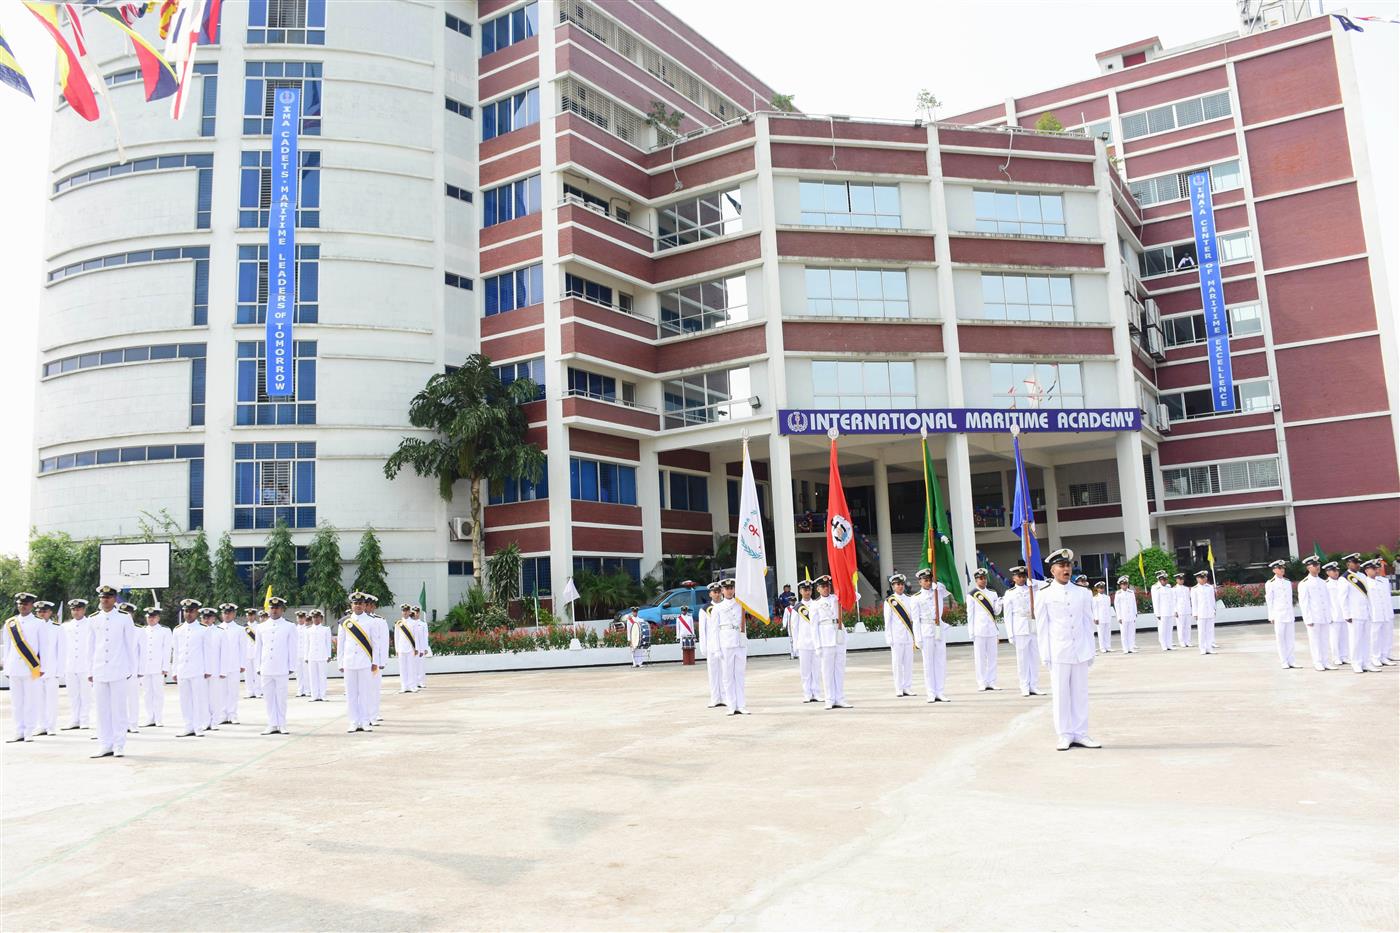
left=1278, top=554, right=1396, bottom=673
left=393, top=602, right=430, bottom=693
left=338, top=591, right=388, bottom=732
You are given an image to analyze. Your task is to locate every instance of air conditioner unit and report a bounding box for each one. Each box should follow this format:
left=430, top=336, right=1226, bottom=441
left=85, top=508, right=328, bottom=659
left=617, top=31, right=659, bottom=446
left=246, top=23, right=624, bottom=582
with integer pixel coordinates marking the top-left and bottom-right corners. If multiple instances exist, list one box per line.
left=449, top=517, right=474, bottom=541
left=1157, top=404, right=1172, bottom=433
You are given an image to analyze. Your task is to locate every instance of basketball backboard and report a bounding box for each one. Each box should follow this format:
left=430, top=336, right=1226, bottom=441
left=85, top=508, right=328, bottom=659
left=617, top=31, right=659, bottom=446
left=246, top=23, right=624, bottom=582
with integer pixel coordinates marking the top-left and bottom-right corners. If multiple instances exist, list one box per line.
left=100, top=542, right=172, bottom=590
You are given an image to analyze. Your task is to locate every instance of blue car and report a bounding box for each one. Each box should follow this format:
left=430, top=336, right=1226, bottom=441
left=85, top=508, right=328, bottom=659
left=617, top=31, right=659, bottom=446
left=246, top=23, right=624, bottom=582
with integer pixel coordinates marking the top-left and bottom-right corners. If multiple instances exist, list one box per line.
left=621, top=586, right=713, bottom=629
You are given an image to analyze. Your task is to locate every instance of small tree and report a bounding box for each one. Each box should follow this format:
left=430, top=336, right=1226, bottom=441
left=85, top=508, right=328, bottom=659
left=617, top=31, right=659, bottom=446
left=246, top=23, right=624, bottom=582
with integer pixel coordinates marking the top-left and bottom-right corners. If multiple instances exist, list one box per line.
left=769, top=93, right=796, bottom=113
left=486, top=541, right=522, bottom=604
left=915, top=89, right=941, bottom=122
left=25, top=530, right=79, bottom=605
left=645, top=99, right=684, bottom=143
left=383, top=354, right=545, bottom=600
left=351, top=528, right=391, bottom=605
left=181, top=528, right=213, bottom=603
left=69, top=538, right=102, bottom=604
left=1116, top=546, right=1177, bottom=591
left=303, top=523, right=348, bottom=616
left=262, top=519, right=300, bottom=603
left=211, top=532, right=247, bottom=607
left=1034, top=112, right=1065, bottom=133
left=0, top=553, right=26, bottom=607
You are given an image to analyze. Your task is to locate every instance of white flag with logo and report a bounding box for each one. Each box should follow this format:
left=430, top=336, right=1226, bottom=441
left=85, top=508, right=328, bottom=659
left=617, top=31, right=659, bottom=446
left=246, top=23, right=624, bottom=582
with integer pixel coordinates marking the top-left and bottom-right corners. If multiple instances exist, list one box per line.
left=735, top=439, right=768, bottom=623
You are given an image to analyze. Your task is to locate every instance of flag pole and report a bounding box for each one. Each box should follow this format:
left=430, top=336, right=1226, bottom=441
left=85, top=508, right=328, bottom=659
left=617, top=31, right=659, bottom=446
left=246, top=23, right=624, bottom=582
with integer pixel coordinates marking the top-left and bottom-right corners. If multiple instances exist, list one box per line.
left=921, top=428, right=941, bottom=628
left=1012, top=425, right=1034, bottom=624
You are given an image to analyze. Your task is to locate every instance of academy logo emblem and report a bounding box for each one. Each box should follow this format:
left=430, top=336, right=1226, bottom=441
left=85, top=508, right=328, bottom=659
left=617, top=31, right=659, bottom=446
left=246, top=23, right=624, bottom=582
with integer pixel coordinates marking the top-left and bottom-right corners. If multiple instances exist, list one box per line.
left=829, top=514, right=853, bottom=550
left=784, top=410, right=808, bottom=434
left=740, top=507, right=765, bottom=560
left=278, top=88, right=297, bottom=105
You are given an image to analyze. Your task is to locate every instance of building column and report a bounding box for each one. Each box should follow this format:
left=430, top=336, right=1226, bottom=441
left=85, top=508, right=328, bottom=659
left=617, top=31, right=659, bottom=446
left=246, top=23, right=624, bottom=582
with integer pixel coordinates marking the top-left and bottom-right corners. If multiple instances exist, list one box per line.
left=945, top=434, right=977, bottom=585
left=1115, top=432, right=1152, bottom=559
left=1042, top=465, right=1063, bottom=552
left=873, top=455, right=894, bottom=585
left=768, top=435, right=799, bottom=592
left=708, top=462, right=729, bottom=543
left=639, top=442, right=661, bottom=576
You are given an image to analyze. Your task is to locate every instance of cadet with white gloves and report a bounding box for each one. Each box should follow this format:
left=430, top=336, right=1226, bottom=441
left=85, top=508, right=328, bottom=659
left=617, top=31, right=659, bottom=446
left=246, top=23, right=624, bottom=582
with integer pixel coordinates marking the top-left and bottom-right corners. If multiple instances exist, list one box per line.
left=715, top=578, right=749, bottom=715
left=697, top=582, right=727, bottom=709
left=137, top=607, right=173, bottom=727
left=966, top=569, right=1002, bottom=691
left=913, top=568, right=951, bottom=702
left=1191, top=572, right=1218, bottom=655
left=882, top=573, right=916, bottom=698
left=813, top=576, right=851, bottom=710
left=1001, top=567, right=1041, bottom=697
left=1035, top=549, right=1099, bottom=751
left=787, top=579, right=821, bottom=703
left=338, top=593, right=378, bottom=732
left=1296, top=557, right=1334, bottom=671
left=1150, top=571, right=1174, bottom=652
left=1114, top=576, right=1138, bottom=654
left=86, top=586, right=139, bottom=758
left=1264, top=560, right=1296, bottom=669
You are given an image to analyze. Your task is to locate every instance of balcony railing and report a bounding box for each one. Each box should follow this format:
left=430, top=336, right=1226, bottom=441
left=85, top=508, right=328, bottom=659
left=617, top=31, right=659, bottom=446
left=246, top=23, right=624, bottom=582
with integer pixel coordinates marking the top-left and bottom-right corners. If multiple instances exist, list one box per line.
left=562, top=388, right=656, bottom=412
left=562, top=285, right=654, bottom=323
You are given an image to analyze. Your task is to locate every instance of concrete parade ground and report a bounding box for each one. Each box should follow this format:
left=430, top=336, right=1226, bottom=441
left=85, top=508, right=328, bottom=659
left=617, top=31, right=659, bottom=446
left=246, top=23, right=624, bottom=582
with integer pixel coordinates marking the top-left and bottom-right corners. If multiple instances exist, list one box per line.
left=2, top=620, right=1397, bottom=932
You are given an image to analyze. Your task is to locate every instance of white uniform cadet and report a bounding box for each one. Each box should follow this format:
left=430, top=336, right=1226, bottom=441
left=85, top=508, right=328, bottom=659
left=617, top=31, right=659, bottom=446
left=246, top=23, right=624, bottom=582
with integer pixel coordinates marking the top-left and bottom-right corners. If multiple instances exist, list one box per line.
left=305, top=612, right=331, bottom=700
left=368, top=602, right=390, bottom=723
left=966, top=571, right=1001, bottom=690
left=698, top=585, right=727, bottom=708
left=1264, top=561, right=1296, bottom=669
left=882, top=574, right=916, bottom=697
left=1191, top=575, right=1217, bottom=655
left=61, top=600, right=93, bottom=728
left=137, top=610, right=173, bottom=726
left=4, top=596, right=44, bottom=742
left=1150, top=575, right=1174, bottom=651
left=119, top=605, right=142, bottom=731
left=86, top=588, right=139, bottom=757
left=337, top=593, right=379, bottom=730
left=788, top=583, right=821, bottom=702
left=242, top=611, right=263, bottom=698
left=912, top=570, right=950, bottom=702
left=412, top=608, right=431, bottom=689
left=1171, top=576, right=1193, bottom=648
left=1001, top=570, right=1041, bottom=696
left=1296, top=558, right=1333, bottom=671
left=813, top=578, right=849, bottom=709
left=1363, top=561, right=1396, bottom=668
left=37, top=604, right=66, bottom=735
left=1339, top=562, right=1373, bottom=673
left=216, top=613, right=242, bottom=724
left=255, top=599, right=297, bottom=733
left=1324, top=565, right=1349, bottom=666
left=296, top=617, right=311, bottom=697
left=173, top=606, right=216, bottom=736
left=715, top=580, right=748, bottom=715
left=1034, top=549, right=1099, bottom=751
left=1092, top=585, right=1113, bottom=653
left=1114, top=578, right=1139, bottom=654
left=394, top=606, right=420, bottom=693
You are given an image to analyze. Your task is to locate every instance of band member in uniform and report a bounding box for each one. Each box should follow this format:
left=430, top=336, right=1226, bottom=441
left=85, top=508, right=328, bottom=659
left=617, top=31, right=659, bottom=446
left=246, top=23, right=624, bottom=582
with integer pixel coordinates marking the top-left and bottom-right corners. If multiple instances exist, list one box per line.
left=813, top=576, right=850, bottom=709
left=137, top=607, right=172, bottom=727
left=698, top=582, right=726, bottom=708
left=1264, top=559, right=1296, bottom=669
left=883, top=573, right=916, bottom=697
left=1297, top=557, right=1334, bottom=671
left=676, top=604, right=697, bottom=659
left=1150, top=571, right=1173, bottom=652
left=61, top=598, right=93, bottom=729
left=966, top=569, right=1001, bottom=691
left=716, top=579, right=748, bottom=715
left=338, top=593, right=378, bottom=731
left=913, top=568, right=950, bottom=702
left=255, top=597, right=297, bottom=734
left=86, top=586, right=139, bottom=757
left=172, top=601, right=214, bottom=737
left=1035, top=550, right=1099, bottom=751
left=1092, top=582, right=1113, bottom=653
left=789, top=579, right=821, bottom=703
left=1002, top=567, right=1041, bottom=696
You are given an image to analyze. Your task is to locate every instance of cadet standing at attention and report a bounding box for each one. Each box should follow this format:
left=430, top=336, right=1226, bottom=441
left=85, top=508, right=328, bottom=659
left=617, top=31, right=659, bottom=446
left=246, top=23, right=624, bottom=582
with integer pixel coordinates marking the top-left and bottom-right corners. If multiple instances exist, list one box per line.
left=1362, top=560, right=1396, bottom=668
left=1338, top=556, right=1372, bottom=672
left=1002, top=567, right=1041, bottom=696
left=61, top=598, right=93, bottom=730
left=913, top=568, right=951, bottom=703
left=1296, top=557, right=1334, bottom=671
left=338, top=592, right=378, bottom=732
left=137, top=607, right=172, bottom=727
left=1092, top=582, right=1113, bottom=653
left=1150, top=570, right=1173, bottom=652
left=255, top=597, right=297, bottom=734
left=716, top=578, right=749, bottom=715
left=295, top=610, right=311, bottom=697
left=883, top=573, right=916, bottom=698
left=119, top=603, right=142, bottom=732
left=411, top=605, right=431, bottom=690
left=698, top=582, right=726, bottom=709
left=395, top=603, right=421, bottom=693
left=813, top=576, right=851, bottom=710
left=1114, top=576, right=1138, bottom=654
left=172, top=602, right=213, bottom=737
left=790, top=579, right=821, bottom=703
left=35, top=600, right=65, bottom=736
left=218, top=604, right=244, bottom=724
left=966, top=569, right=1001, bottom=691
left=1191, top=571, right=1218, bottom=655
left=1034, top=550, right=1099, bottom=751
left=367, top=595, right=390, bottom=724
left=305, top=609, right=331, bottom=700
left=1264, top=560, right=1296, bottom=669
left=242, top=607, right=263, bottom=698
left=1172, top=572, right=1193, bottom=649
left=86, top=586, right=138, bottom=758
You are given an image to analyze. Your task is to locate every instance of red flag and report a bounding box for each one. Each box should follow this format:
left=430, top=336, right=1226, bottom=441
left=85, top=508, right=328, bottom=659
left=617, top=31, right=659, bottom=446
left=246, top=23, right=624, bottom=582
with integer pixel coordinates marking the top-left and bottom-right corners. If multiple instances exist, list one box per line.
left=825, top=438, right=858, bottom=612
left=23, top=2, right=99, bottom=122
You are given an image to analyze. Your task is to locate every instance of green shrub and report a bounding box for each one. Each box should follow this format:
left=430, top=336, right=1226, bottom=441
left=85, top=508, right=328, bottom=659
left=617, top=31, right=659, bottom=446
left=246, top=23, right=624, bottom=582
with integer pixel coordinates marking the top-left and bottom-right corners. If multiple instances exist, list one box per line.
left=1216, top=583, right=1266, bottom=607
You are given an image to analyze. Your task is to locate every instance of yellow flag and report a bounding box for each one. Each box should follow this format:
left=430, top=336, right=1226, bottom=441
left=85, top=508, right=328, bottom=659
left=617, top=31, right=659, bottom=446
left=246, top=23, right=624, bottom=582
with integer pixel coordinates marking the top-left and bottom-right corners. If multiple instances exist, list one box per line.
left=263, top=585, right=273, bottom=612
left=1206, top=542, right=1215, bottom=567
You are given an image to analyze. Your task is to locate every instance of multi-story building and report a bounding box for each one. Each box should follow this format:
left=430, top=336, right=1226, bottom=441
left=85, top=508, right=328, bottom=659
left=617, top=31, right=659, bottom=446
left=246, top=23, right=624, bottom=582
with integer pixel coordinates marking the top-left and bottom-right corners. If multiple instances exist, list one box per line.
left=30, top=0, right=1396, bottom=611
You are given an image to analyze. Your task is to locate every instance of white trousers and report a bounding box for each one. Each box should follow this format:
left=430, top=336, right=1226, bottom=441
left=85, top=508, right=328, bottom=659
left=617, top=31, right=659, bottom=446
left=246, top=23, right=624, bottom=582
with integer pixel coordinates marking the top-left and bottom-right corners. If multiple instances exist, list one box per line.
left=178, top=676, right=209, bottom=733
left=1119, top=618, right=1137, bottom=652
left=797, top=648, right=820, bottom=700
left=93, top=678, right=129, bottom=752
left=297, top=660, right=309, bottom=695
left=1368, top=621, right=1390, bottom=664
left=888, top=642, right=913, bottom=694
left=1011, top=634, right=1040, bottom=693
left=1176, top=613, right=1192, bottom=647
left=1305, top=622, right=1331, bottom=669
left=1096, top=622, right=1112, bottom=652
left=820, top=644, right=847, bottom=705
left=1051, top=661, right=1090, bottom=742
left=721, top=646, right=747, bottom=711
left=1197, top=618, right=1215, bottom=654
left=126, top=675, right=140, bottom=727
left=1349, top=621, right=1369, bottom=672
left=631, top=649, right=646, bottom=667
left=921, top=638, right=947, bottom=698
left=41, top=676, right=60, bottom=733
left=343, top=668, right=372, bottom=727
left=1156, top=615, right=1172, bottom=650
left=140, top=673, right=165, bottom=725
left=398, top=654, right=418, bottom=690
left=8, top=676, right=39, bottom=739
left=1331, top=621, right=1349, bottom=664
left=65, top=674, right=92, bottom=727
left=1273, top=620, right=1296, bottom=666
left=415, top=655, right=428, bottom=689
left=262, top=674, right=289, bottom=729
left=369, top=670, right=383, bottom=721
left=307, top=660, right=328, bottom=699
left=705, top=651, right=727, bottom=705
left=245, top=664, right=262, bottom=697
left=973, top=636, right=998, bottom=688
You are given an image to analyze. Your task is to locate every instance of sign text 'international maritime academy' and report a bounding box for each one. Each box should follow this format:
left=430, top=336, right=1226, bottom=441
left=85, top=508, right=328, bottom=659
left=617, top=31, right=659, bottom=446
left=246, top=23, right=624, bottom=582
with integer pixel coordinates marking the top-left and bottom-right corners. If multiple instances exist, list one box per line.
left=778, top=408, right=1142, bottom=435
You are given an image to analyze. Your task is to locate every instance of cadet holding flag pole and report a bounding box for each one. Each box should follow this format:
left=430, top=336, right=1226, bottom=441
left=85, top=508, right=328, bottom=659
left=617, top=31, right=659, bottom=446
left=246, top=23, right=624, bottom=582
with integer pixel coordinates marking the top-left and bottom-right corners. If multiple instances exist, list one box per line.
left=729, top=433, right=767, bottom=716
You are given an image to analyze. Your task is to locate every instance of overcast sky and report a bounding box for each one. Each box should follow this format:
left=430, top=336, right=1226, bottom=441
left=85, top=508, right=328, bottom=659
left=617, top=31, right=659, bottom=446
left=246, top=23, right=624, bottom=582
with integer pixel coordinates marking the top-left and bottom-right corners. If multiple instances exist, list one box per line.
left=0, top=0, right=1395, bottom=556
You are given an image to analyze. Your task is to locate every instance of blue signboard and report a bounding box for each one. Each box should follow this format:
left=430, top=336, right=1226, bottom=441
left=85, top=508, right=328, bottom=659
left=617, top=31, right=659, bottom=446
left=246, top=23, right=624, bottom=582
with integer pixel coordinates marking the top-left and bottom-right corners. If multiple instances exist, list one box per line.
left=1188, top=171, right=1234, bottom=413
left=267, top=86, right=300, bottom=398
left=778, top=408, right=1141, bottom=436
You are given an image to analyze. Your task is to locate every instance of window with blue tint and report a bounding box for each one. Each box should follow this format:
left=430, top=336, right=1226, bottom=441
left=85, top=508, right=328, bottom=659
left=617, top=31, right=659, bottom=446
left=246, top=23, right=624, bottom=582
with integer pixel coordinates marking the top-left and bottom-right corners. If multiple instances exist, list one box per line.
left=569, top=457, right=637, bottom=505
left=39, top=444, right=206, bottom=528
left=243, top=62, right=322, bottom=135
left=446, top=183, right=473, bottom=203
left=972, top=190, right=1066, bottom=237
left=233, top=545, right=311, bottom=588
left=566, top=367, right=617, bottom=402
left=53, top=152, right=214, bottom=197
left=194, top=62, right=218, bottom=137
left=563, top=273, right=614, bottom=308
left=236, top=340, right=317, bottom=425
left=445, top=13, right=472, bottom=37
left=445, top=272, right=473, bottom=290
left=187, top=456, right=205, bottom=530
left=481, top=1, right=537, bottom=56
left=799, top=180, right=901, bottom=229
left=233, top=442, right=316, bottom=529
left=482, top=174, right=541, bottom=227
left=190, top=357, right=206, bottom=426
left=663, top=471, right=709, bottom=512
left=46, top=247, right=211, bottom=326
left=237, top=244, right=319, bottom=323
left=42, top=343, right=207, bottom=379
left=487, top=470, right=548, bottom=505
left=521, top=554, right=550, bottom=596
left=482, top=87, right=539, bottom=141
left=483, top=264, right=543, bottom=315
left=572, top=556, right=642, bottom=581
left=447, top=560, right=476, bottom=576
left=493, top=357, right=546, bottom=400
left=445, top=97, right=473, bottom=119
left=248, top=0, right=326, bottom=44
left=240, top=150, right=320, bottom=227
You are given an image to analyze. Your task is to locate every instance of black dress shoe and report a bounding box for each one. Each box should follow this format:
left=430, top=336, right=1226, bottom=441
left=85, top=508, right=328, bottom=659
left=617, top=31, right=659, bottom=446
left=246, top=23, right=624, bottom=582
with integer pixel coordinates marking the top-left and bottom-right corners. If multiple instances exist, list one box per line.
left=61, top=725, right=81, bottom=731
left=6, top=737, right=25, bottom=743
left=261, top=730, right=278, bottom=735
left=91, top=750, right=114, bottom=758
left=176, top=731, right=196, bottom=737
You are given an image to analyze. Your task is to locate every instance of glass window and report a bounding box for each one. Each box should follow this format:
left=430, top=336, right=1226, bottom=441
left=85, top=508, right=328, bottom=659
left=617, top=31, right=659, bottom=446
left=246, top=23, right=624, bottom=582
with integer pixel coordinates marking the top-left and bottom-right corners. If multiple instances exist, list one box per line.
left=237, top=244, right=319, bottom=324
left=988, top=362, right=1085, bottom=409
left=247, top=0, right=326, bottom=45
left=811, top=361, right=916, bottom=410
left=569, top=457, right=637, bottom=505
left=802, top=268, right=908, bottom=319
left=521, top=555, right=551, bottom=596
left=481, top=1, right=538, bottom=56
left=242, top=61, right=322, bottom=135
left=656, top=188, right=743, bottom=250
left=482, top=87, right=540, bottom=141
left=239, top=150, right=320, bottom=228
left=1122, top=90, right=1232, bottom=141
left=973, top=190, right=1066, bottom=236
left=487, top=469, right=548, bottom=505
left=233, top=442, right=316, bottom=529
left=482, top=174, right=542, bottom=227
left=663, top=471, right=709, bottom=512
left=662, top=367, right=754, bottom=429
left=978, top=273, right=1074, bottom=322
left=798, top=180, right=901, bottom=229
left=1162, top=303, right=1263, bottom=349
left=492, top=357, right=546, bottom=401
left=659, top=273, right=749, bottom=334
left=484, top=264, right=544, bottom=316
left=1162, top=456, right=1280, bottom=498
left=236, top=340, right=317, bottom=426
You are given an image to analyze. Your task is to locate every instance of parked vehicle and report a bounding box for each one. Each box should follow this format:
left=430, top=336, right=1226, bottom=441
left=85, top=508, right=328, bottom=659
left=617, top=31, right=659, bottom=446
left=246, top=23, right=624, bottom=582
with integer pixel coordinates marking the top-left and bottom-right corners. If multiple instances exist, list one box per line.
left=615, top=585, right=712, bottom=629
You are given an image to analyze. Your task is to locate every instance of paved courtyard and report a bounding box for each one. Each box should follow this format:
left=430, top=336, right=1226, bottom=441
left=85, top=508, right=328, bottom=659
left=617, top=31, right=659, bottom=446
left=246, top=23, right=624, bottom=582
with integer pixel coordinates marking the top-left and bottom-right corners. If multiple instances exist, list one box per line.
left=2, top=620, right=1397, bottom=931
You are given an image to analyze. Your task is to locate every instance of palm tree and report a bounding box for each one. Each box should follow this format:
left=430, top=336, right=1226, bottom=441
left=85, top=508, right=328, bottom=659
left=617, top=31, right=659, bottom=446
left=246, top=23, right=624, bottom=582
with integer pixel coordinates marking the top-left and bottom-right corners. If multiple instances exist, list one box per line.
left=383, top=354, right=545, bottom=598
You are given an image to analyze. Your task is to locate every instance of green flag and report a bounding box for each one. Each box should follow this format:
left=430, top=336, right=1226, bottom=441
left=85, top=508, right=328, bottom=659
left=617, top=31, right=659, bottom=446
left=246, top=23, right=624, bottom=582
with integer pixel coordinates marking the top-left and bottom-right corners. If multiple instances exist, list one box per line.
left=919, top=436, right=963, bottom=602
left=1312, top=542, right=1324, bottom=561
left=418, top=582, right=427, bottom=614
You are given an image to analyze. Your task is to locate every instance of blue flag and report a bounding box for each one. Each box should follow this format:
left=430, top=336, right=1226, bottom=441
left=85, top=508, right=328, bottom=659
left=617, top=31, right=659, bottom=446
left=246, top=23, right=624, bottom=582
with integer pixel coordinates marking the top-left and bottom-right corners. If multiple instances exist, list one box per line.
left=1011, top=432, right=1043, bottom=579
left=1332, top=14, right=1364, bottom=32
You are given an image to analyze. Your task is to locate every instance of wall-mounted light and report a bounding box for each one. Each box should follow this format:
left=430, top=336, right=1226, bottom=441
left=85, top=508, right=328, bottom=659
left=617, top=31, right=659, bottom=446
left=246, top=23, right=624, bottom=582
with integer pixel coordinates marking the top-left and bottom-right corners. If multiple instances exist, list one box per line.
left=749, top=395, right=762, bottom=410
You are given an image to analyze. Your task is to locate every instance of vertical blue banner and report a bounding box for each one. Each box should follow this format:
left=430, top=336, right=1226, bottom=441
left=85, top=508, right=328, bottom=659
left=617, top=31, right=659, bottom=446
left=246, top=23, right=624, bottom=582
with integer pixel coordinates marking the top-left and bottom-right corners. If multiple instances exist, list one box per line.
left=1188, top=171, right=1234, bottom=413
left=267, top=86, right=300, bottom=398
